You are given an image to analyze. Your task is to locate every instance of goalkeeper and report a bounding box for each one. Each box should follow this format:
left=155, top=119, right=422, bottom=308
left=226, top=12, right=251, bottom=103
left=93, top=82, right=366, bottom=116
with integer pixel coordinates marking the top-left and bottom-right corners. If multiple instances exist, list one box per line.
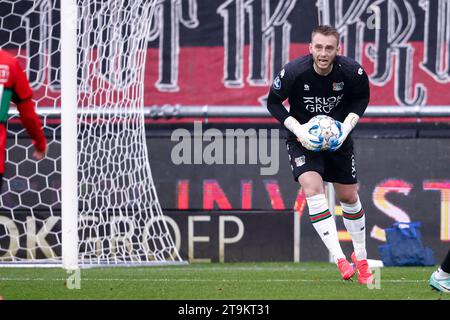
left=0, top=49, right=47, bottom=189
left=266, top=25, right=372, bottom=284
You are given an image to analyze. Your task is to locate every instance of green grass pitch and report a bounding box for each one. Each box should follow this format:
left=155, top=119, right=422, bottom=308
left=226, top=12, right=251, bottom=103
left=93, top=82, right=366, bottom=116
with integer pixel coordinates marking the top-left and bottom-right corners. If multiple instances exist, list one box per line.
left=0, top=262, right=449, bottom=300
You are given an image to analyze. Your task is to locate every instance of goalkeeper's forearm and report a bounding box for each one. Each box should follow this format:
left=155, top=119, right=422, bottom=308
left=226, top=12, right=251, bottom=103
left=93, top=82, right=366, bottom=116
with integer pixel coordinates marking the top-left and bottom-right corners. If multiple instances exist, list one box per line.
left=266, top=91, right=290, bottom=124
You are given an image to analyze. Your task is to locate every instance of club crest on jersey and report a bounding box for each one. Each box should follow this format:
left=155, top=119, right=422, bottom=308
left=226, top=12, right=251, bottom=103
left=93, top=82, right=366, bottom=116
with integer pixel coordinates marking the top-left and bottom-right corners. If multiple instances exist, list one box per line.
left=332, top=82, right=344, bottom=91
left=273, top=76, right=281, bottom=90
left=0, top=65, right=9, bottom=84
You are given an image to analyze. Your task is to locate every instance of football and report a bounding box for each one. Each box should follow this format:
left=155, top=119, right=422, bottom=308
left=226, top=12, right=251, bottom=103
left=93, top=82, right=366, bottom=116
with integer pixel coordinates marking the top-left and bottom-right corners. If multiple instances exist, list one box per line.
left=308, top=115, right=341, bottom=150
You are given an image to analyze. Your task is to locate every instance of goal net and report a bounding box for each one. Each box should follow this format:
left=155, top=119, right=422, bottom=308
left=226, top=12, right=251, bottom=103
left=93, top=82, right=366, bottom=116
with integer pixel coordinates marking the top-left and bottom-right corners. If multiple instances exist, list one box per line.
left=0, top=0, right=183, bottom=267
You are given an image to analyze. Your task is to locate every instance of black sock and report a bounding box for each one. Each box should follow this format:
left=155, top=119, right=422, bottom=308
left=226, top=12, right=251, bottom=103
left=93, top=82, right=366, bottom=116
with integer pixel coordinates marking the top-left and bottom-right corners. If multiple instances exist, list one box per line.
left=441, top=249, right=450, bottom=273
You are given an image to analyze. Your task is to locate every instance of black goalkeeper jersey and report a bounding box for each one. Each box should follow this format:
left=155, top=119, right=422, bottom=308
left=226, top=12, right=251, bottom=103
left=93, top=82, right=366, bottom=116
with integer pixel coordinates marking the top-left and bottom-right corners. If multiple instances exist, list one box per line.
left=267, top=54, right=370, bottom=139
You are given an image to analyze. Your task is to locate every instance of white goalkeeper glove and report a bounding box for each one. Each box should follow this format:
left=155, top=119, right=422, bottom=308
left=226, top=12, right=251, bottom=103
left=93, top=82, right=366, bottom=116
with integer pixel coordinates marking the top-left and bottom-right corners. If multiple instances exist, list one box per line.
left=328, top=113, right=359, bottom=152
left=284, top=116, right=323, bottom=152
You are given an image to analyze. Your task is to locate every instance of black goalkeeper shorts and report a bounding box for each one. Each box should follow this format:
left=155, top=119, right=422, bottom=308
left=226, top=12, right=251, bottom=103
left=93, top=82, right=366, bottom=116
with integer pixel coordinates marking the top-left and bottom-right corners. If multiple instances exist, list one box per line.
left=285, top=138, right=357, bottom=184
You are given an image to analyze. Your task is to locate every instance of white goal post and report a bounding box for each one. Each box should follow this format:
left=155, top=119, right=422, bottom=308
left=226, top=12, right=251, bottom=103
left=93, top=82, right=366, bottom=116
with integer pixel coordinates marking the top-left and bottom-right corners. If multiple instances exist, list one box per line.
left=60, top=0, right=79, bottom=270
left=0, top=0, right=184, bottom=268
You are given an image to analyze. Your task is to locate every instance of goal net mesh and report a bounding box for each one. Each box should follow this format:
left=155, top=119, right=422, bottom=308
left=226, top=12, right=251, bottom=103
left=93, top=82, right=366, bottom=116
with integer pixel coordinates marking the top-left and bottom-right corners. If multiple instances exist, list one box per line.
left=0, top=0, right=182, bottom=266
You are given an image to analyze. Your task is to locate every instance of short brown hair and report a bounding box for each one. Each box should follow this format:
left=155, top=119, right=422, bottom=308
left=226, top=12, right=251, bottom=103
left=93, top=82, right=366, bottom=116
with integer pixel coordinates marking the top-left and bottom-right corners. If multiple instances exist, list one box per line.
left=311, top=25, right=340, bottom=45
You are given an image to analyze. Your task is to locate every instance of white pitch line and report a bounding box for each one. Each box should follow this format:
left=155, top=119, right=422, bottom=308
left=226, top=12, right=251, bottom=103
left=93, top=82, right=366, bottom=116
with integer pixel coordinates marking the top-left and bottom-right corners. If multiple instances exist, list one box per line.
left=0, top=277, right=427, bottom=283
left=131, top=266, right=433, bottom=272
left=0, top=265, right=435, bottom=272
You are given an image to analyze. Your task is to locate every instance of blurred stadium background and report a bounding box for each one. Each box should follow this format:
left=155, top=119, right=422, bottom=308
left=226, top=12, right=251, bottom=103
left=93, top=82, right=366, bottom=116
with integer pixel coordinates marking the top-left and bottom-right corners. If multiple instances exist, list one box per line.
left=0, top=0, right=449, bottom=300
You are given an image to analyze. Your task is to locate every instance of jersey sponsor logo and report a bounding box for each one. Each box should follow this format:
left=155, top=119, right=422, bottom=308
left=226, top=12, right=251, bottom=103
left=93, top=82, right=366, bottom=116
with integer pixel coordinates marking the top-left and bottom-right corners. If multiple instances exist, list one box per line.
left=304, top=84, right=310, bottom=91
left=295, top=156, right=305, bottom=167
left=332, top=82, right=344, bottom=91
left=358, top=67, right=364, bottom=75
left=273, top=76, right=281, bottom=90
left=303, top=94, right=343, bottom=113
left=0, top=65, right=9, bottom=84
